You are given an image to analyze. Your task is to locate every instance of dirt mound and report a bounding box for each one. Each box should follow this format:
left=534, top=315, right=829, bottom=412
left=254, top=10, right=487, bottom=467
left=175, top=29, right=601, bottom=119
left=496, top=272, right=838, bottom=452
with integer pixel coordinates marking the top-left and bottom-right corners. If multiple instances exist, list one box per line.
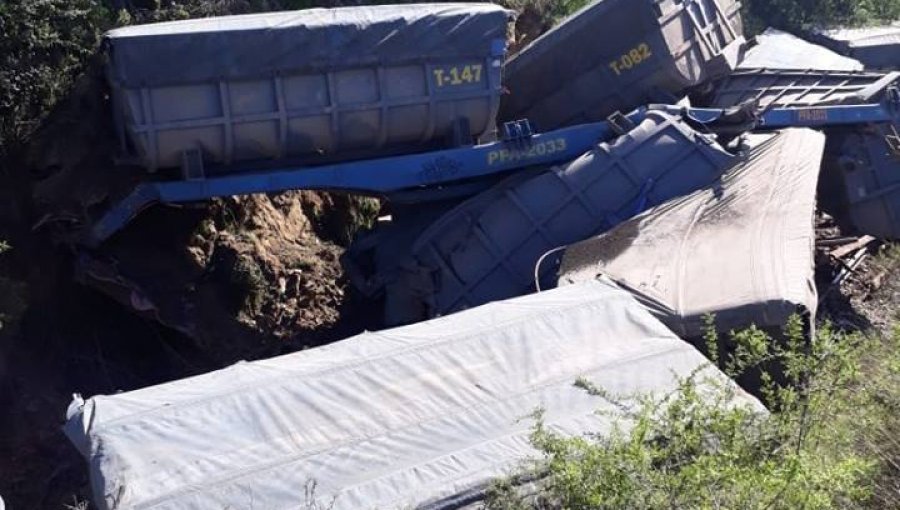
left=14, top=56, right=381, bottom=364
left=76, top=190, right=377, bottom=363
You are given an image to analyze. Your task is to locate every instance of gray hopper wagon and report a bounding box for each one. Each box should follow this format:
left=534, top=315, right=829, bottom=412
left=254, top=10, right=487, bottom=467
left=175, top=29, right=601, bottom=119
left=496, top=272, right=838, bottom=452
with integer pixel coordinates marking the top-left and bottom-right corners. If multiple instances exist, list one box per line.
left=104, top=4, right=513, bottom=174
left=810, top=24, right=900, bottom=70
left=499, top=0, right=744, bottom=131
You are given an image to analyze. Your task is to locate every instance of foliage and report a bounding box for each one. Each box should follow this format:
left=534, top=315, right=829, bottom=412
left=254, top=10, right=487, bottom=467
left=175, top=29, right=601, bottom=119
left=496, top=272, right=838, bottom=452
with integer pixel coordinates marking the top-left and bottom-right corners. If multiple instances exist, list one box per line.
left=0, top=0, right=112, bottom=153
left=741, top=0, right=900, bottom=33
left=341, top=196, right=381, bottom=245
left=501, top=0, right=590, bottom=24
left=0, top=0, right=325, bottom=156
left=485, top=318, right=900, bottom=509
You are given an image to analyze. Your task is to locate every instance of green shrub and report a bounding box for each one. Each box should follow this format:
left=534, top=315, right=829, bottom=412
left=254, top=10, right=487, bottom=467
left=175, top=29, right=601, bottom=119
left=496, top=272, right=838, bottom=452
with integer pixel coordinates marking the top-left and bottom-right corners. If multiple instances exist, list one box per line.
left=0, top=0, right=111, bottom=153
left=742, top=0, right=900, bottom=33
left=485, top=319, right=900, bottom=509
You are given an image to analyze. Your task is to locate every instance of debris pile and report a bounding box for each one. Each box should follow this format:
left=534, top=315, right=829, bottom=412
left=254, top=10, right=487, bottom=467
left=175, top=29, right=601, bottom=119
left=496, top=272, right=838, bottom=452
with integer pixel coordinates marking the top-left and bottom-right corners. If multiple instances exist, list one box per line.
left=3, top=0, right=899, bottom=508
left=77, top=191, right=359, bottom=361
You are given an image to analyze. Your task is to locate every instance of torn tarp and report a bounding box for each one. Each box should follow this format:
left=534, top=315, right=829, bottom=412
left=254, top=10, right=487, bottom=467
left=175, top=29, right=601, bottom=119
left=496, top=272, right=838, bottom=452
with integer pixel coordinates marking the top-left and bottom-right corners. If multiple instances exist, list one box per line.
left=559, top=128, right=825, bottom=338
left=64, top=279, right=764, bottom=510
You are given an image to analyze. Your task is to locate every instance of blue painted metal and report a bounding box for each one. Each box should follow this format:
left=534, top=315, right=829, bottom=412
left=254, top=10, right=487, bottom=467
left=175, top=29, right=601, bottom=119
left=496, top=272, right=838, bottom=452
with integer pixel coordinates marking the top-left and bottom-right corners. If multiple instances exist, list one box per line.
left=87, top=90, right=900, bottom=246
left=87, top=111, right=647, bottom=245
left=653, top=85, right=900, bottom=129
left=666, top=103, right=897, bottom=126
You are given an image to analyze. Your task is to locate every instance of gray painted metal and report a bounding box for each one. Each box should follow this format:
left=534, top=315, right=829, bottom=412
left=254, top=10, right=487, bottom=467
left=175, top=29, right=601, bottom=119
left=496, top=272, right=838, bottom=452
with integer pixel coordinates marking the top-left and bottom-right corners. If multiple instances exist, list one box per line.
left=65, top=279, right=763, bottom=510
left=105, top=4, right=512, bottom=171
left=737, top=28, right=862, bottom=71
left=382, top=111, right=737, bottom=324
left=700, top=69, right=900, bottom=240
left=834, top=125, right=900, bottom=239
left=811, top=24, right=900, bottom=69
left=560, top=128, right=825, bottom=339
left=499, top=0, right=744, bottom=131
left=702, top=69, right=899, bottom=109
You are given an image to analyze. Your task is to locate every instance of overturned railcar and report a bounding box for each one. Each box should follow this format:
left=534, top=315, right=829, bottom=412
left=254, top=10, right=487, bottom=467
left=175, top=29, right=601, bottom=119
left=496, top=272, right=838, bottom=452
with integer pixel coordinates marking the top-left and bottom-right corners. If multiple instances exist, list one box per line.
left=700, top=69, right=897, bottom=109
left=499, top=0, right=744, bottom=131
left=377, top=111, right=737, bottom=325
left=65, top=279, right=763, bottom=510
left=735, top=28, right=863, bottom=71
left=810, top=24, right=900, bottom=69
left=700, top=69, right=900, bottom=239
left=560, top=129, right=825, bottom=340
left=104, top=4, right=513, bottom=173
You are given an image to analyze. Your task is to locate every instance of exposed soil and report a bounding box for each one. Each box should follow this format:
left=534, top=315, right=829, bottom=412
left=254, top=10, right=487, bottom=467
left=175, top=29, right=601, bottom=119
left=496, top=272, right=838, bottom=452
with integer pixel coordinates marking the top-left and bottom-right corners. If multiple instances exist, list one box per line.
left=1, top=11, right=897, bottom=509
left=0, top=63, right=383, bottom=509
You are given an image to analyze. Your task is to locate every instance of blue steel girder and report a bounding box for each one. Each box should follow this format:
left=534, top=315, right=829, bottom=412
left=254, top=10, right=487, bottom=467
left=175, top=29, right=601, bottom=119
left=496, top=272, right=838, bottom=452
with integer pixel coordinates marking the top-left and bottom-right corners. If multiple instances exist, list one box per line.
left=87, top=94, right=900, bottom=246
left=87, top=111, right=647, bottom=245
left=653, top=86, right=900, bottom=130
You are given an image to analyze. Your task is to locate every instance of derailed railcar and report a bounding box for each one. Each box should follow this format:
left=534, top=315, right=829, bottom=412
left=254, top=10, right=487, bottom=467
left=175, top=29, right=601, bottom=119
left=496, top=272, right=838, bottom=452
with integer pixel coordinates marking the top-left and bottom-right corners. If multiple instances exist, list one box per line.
left=104, top=4, right=513, bottom=173
left=375, top=111, right=738, bottom=325
left=560, top=129, right=825, bottom=340
left=735, top=28, right=863, bottom=71
left=810, top=24, right=900, bottom=69
left=65, top=279, right=763, bottom=510
left=700, top=69, right=897, bottom=109
left=699, top=68, right=900, bottom=239
left=499, top=0, right=744, bottom=131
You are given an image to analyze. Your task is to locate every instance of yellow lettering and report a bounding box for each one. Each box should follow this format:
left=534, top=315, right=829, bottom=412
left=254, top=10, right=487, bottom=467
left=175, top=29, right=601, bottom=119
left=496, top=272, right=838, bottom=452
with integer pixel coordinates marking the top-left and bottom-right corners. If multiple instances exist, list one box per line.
left=609, top=42, right=653, bottom=76
left=433, top=69, right=445, bottom=87
left=461, top=65, right=473, bottom=83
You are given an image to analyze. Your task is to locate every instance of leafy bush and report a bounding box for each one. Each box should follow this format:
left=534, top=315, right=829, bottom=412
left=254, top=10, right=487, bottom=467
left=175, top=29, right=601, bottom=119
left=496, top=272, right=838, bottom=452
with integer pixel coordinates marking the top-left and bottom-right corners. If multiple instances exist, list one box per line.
left=0, top=0, right=111, bottom=153
left=0, top=0, right=322, bottom=156
left=742, top=0, right=900, bottom=33
left=485, top=318, right=900, bottom=509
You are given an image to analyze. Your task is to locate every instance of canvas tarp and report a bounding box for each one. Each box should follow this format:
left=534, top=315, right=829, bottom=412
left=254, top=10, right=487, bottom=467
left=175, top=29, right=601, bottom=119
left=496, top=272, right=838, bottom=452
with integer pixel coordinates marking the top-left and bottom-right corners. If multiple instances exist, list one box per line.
left=105, top=4, right=513, bottom=87
left=64, top=279, right=762, bottom=510
left=560, top=128, right=825, bottom=338
left=738, top=28, right=863, bottom=71
left=812, top=23, right=900, bottom=69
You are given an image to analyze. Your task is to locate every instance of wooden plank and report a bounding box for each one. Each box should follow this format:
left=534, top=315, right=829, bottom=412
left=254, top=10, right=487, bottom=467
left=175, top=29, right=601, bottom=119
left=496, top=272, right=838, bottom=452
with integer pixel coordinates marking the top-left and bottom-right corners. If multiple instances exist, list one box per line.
left=830, top=235, right=876, bottom=259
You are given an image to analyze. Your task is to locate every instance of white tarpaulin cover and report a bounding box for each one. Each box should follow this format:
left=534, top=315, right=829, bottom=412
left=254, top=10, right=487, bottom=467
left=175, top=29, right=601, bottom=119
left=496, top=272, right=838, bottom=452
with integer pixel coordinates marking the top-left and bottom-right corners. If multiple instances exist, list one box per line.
left=560, top=129, right=824, bottom=338
left=738, top=28, right=863, bottom=71
left=65, top=279, right=760, bottom=510
left=813, top=23, right=900, bottom=68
